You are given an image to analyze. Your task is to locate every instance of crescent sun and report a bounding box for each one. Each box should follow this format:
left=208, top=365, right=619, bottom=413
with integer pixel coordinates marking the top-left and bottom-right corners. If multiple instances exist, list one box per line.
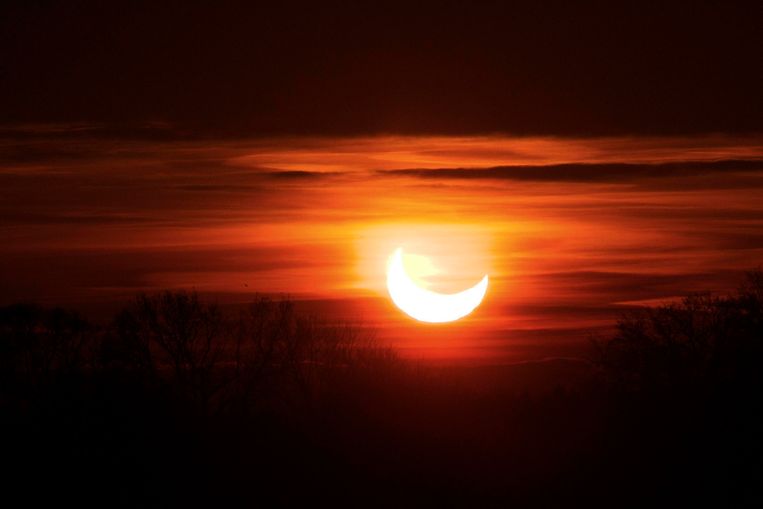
left=386, top=248, right=489, bottom=323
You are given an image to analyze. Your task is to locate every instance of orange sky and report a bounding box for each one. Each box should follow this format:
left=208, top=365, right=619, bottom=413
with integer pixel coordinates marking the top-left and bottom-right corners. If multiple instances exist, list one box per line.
left=2, top=132, right=763, bottom=362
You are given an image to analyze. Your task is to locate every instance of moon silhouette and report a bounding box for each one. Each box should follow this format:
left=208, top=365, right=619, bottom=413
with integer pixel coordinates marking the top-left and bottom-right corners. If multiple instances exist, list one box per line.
left=386, top=248, right=488, bottom=323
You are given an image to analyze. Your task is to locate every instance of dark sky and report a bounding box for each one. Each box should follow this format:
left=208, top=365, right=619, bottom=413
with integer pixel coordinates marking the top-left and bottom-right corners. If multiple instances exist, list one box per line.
left=1, top=0, right=761, bottom=137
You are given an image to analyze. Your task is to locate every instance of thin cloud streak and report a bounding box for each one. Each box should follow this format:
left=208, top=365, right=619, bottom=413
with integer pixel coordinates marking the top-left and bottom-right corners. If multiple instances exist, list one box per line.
left=379, top=159, right=763, bottom=185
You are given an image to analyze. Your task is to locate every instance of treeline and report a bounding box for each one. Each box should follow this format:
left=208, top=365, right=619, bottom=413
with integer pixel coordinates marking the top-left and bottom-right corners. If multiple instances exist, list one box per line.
left=1, top=292, right=402, bottom=417
left=592, top=270, right=763, bottom=506
left=1, top=293, right=411, bottom=506
left=1, top=271, right=761, bottom=507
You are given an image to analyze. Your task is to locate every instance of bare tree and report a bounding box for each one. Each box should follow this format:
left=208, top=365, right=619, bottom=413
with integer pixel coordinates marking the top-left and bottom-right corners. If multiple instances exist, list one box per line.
left=231, top=295, right=400, bottom=413
left=116, top=291, right=226, bottom=412
left=0, top=304, right=89, bottom=385
left=594, top=269, right=763, bottom=393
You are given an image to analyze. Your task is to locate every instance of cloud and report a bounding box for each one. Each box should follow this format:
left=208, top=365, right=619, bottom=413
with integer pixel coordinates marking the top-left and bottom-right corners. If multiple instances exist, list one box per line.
left=261, top=170, right=339, bottom=180
left=378, top=159, right=763, bottom=185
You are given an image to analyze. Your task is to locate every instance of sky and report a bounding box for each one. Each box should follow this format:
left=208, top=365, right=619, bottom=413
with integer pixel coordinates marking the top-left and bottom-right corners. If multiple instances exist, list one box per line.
left=1, top=2, right=761, bottom=136
left=1, top=1, right=762, bottom=362
left=2, top=130, right=762, bottom=362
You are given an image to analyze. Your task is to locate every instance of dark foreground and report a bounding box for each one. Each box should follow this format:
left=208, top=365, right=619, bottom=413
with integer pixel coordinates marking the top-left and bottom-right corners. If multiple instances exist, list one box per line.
left=2, top=273, right=762, bottom=507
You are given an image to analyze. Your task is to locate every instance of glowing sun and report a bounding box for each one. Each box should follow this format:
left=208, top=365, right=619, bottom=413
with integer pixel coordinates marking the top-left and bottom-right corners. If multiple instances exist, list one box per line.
left=386, top=248, right=488, bottom=323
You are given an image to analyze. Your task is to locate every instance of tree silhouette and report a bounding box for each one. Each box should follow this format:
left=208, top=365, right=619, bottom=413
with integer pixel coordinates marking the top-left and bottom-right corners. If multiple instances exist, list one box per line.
left=591, top=270, right=763, bottom=505
left=112, top=291, right=226, bottom=413
left=0, top=303, right=89, bottom=385
left=232, top=296, right=399, bottom=413
left=594, top=269, right=763, bottom=395
left=97, top=291, right=400, bottom=417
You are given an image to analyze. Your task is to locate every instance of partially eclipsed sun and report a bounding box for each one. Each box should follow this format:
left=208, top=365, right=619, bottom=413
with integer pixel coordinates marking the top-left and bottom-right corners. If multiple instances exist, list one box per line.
left=386, top=248, right=488, bottom=323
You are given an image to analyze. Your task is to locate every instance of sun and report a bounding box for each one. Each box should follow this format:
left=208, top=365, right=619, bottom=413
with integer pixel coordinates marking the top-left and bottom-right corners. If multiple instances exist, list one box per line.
left=386, top=248, right=488, bottom=323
